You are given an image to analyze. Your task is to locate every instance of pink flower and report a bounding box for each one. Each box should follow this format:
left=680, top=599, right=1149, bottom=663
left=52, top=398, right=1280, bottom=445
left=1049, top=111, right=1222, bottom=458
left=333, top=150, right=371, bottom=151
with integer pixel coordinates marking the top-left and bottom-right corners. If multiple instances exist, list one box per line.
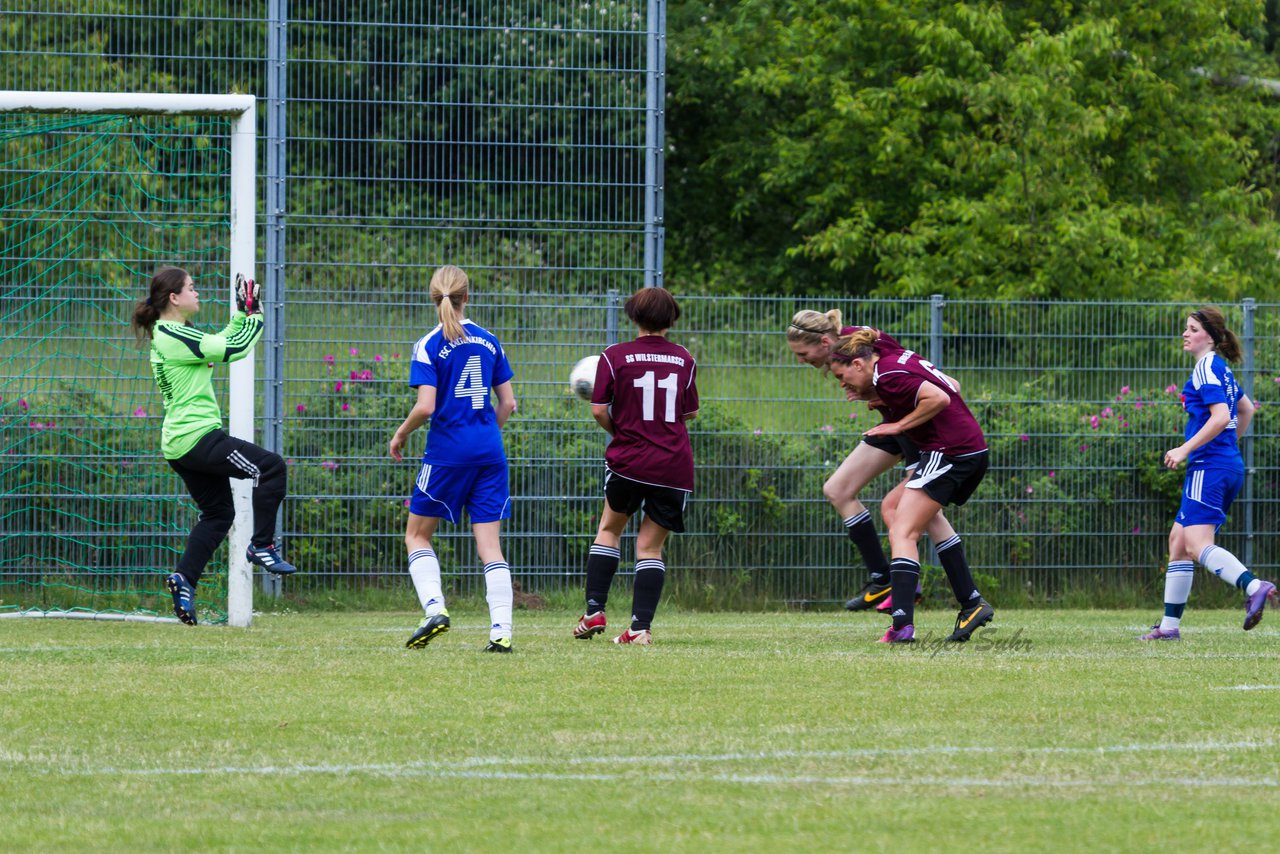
left=848, top=412, right=858, bottom=420
left=341, top=403, right=350, bottom=412
left=392, top=353, right=401, bottom=360
left=820, top=424, right=834, bottom=433
left=1120, top=385, right=1130, bottom=396
left=349, top=347, right=359, bottom=356
left=373, top=355, right=383, bottom=363
left=18, top=399, right=28, bottom=411
left=29, top=421, right=44, bottom=429
left=287, top=458, right=296, bottom=465
left=320, top=460, right=339, bottom=471
left=323, top=354, right=335, bottom=365
left=334, top=381, right=344, bottom=393
left=1089, top=416, right=1099, bottom=430
left=1049, top=471, right=1056, bottom=478
left=1132, top=526, right=1141, bottom=535
left=296, top=404, right=306, bottom=414
left=1166, top=384, right=1178, bottom=394
left=1019, top=434, right=1029, bottom=442
left=1134, top=402, right=1143, bottom=410
left=1101, top=407, right=1114, bottom=418
left=403, top=498, right=410, bottom=507
left=132, top=407, right=147, bottom=417
left=1121, top=421, right=1128, bottom=428
left=1079, top=444, right=1089, bottom=451
left=1026, top=486, right=1034, bottom=494
left=752, top=428, right=762, bottom=436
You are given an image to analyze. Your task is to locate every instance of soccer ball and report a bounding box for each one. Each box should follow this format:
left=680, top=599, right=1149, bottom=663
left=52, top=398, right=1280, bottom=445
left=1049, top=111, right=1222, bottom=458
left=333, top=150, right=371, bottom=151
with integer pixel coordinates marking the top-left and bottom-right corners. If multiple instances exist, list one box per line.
left=569, top=355, right=599, bottom=401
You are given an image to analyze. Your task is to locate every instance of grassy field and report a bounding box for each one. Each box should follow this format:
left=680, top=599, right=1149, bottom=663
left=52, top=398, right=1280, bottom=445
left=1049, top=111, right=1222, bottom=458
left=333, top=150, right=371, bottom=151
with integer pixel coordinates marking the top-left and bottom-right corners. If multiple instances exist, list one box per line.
left=2, top=608, right=1278, bottom=852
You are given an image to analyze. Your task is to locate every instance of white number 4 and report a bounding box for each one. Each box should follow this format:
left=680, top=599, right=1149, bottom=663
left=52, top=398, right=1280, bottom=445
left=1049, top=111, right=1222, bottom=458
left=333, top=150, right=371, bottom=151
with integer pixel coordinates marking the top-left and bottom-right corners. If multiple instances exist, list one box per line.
left=454, top=354, right=488, bottom=409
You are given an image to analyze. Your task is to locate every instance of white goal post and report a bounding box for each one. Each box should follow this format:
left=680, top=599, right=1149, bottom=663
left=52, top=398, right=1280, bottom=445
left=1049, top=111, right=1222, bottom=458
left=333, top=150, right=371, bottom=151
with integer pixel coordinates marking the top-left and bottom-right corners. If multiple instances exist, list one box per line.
left=0, top=90, right=258, bottom=627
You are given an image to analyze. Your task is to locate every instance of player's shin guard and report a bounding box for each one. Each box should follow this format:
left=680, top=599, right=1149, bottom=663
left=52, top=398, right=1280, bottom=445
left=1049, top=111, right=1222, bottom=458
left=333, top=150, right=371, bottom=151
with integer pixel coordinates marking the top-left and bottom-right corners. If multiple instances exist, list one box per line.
left=845, top=511, right=890, bottom=583
left=888, top=558, right=920, bottom=630
left=408, top=547, right=445, bottom=615
left=483, top=560, right=513, bottom=640
left=1160, top=560, right=1195, bottom=630
left=936, top=534, right=980, bottom=605
left=1200, top=545, right=1257, bottom=591
left=585, top=543, right=621, bottom=613
left=630, top=559, right=666, bottom=631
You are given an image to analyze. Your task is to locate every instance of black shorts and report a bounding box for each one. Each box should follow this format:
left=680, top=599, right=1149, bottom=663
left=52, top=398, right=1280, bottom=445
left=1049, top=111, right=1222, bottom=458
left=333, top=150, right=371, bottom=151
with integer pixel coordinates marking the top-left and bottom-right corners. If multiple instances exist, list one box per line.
left=897, top=436, right=921, bottom=471
left=905, top=450, right=988, bottom=506
left=860, top=432, right=904, bottom=456
left=604, top=470, right=689, bottom=533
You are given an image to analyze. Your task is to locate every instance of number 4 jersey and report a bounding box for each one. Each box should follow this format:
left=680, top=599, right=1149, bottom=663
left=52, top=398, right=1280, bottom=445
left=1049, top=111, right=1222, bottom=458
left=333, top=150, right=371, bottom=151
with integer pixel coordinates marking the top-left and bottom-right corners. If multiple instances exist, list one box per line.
left=410, top=319, right=514, bottom=467
left=593, top=336, right=699, bottom=491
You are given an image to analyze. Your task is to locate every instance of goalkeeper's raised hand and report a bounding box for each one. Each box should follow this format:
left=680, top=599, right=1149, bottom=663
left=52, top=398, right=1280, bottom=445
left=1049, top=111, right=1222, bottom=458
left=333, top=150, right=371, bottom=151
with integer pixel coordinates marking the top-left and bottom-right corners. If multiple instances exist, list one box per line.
left=234, top=273, right=262, bottom=315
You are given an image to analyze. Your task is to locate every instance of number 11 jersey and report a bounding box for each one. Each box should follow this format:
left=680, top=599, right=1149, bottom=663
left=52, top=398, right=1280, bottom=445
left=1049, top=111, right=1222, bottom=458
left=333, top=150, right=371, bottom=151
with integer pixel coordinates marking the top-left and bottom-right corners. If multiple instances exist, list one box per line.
left=410, top=319, right=514, bottom=467
left=593, top=336, right=699, bottom=491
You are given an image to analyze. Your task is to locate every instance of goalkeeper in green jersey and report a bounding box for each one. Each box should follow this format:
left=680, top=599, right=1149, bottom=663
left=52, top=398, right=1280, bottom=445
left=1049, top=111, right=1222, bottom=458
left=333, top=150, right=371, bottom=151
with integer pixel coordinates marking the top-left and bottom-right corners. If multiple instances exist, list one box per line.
left=132, top=266, right=296, bottom=625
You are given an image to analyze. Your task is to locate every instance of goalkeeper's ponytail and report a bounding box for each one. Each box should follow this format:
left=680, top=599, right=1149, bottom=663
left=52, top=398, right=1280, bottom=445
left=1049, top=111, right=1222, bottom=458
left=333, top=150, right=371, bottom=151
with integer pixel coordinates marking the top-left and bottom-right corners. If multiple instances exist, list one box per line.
left=132, top=266, right=189, bottom=342
left=430, top=265, right=470, bottom=344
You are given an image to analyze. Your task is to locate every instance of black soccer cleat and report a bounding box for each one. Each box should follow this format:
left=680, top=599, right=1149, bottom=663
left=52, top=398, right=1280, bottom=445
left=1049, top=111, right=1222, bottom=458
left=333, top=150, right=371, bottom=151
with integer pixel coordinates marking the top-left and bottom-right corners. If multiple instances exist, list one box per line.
left=946, top=598, right=994, bottom=642
left=406, top=611, right=450, bottom=648
left=845, top=579, right=892, bottom=612
left=483, top=638, right=513, bottom=653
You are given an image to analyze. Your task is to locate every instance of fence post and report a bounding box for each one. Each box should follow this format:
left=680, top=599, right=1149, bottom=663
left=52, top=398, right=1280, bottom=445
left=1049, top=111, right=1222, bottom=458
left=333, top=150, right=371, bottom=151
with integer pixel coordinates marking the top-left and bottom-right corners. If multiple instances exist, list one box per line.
left=1241, top=297, right=1256, bottom=568
left=930, top=294, right=945, bottom=365
left=606, top=289, right=621, bottom=346
left=643, top=0, right=666, bottom=288
left=262, top=0, right=288, bottom=598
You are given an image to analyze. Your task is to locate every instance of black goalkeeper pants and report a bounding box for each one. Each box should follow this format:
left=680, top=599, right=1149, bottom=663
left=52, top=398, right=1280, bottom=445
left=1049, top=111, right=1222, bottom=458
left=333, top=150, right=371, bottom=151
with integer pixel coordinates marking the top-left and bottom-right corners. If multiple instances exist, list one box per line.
left=167, top=429, right=287, bottom=584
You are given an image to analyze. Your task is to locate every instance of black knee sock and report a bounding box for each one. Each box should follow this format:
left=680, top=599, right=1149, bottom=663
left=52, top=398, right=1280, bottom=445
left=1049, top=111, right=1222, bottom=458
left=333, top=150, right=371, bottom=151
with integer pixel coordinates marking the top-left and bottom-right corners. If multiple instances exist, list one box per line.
left=889, top=558, right=921, bottom=629
left=845, top=511, right=890, bottom=582
left=630, top=559, right=666, bottom=630
left=936, top=535, right=981, bottom=605
left=585, top=543, right=621, bottom=613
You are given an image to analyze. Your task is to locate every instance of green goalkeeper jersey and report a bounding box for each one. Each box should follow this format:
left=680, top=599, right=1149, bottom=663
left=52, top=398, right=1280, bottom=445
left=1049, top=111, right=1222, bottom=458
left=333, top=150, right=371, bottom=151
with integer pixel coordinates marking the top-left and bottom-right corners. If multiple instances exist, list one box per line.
left=149, top=311, right=265, bottom=459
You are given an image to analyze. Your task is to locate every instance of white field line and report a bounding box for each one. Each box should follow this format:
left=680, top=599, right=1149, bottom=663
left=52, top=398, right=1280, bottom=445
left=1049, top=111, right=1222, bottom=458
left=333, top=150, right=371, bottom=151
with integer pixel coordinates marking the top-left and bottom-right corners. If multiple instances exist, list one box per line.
left=13, top=739, right=1275, bottom=784
left=1212, top=684, right=1280, bottom=691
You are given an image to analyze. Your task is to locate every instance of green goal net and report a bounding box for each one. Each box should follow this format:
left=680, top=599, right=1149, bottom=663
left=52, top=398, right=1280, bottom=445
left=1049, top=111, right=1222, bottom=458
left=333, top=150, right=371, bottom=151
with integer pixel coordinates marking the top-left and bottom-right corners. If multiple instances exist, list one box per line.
left=1, top=109, right=241, bottom=623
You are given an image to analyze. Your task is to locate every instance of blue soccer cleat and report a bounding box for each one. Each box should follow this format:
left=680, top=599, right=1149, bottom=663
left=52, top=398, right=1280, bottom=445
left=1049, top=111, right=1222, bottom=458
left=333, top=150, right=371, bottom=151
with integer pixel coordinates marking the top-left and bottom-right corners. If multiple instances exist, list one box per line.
left=165, top=572, right=197, bottom=626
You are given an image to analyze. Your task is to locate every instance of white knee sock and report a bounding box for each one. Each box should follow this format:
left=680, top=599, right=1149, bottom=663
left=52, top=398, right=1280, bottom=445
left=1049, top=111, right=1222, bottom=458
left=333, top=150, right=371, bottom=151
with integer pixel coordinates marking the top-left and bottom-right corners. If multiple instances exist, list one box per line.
left=408, top=548, right=444, bottom=615
left=483, top=560, right=513, bottom=640
left=1200, top=545, right=1248, bottom=588
left=1159, top=560, right=1195, bottom=631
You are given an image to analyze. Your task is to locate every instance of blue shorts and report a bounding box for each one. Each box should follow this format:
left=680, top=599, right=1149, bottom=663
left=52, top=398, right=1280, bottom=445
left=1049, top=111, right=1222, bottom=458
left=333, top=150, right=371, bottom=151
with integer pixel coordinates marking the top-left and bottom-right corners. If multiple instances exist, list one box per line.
left=409, top=460, right=511, bottom=524
left=1175, top=465, right=1243, bottom=529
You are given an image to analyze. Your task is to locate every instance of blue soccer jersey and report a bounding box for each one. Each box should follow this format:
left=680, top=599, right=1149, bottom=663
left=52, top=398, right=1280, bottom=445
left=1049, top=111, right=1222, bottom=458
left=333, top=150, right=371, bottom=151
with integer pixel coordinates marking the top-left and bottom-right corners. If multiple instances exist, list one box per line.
left=409, top=320, right=514, bottom=467
left=1181, top=352, right=1243, bottom=469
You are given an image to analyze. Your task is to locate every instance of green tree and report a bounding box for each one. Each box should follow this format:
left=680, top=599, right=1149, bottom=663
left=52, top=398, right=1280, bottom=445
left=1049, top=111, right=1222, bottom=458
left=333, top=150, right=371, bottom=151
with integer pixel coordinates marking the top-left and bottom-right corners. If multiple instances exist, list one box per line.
left=666, top=0, right=1280, bottom=299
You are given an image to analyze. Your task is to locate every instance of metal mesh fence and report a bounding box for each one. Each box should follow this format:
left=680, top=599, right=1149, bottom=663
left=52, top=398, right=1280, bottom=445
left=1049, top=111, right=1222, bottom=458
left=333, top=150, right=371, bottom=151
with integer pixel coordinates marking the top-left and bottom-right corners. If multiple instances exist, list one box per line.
left=4, top=5, right=1280, bottom=610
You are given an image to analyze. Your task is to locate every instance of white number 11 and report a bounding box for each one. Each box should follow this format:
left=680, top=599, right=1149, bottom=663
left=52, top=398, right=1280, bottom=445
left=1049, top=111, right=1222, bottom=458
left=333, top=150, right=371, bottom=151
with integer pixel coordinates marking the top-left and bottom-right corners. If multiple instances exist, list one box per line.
left=634, top=371, right=678, bottom=422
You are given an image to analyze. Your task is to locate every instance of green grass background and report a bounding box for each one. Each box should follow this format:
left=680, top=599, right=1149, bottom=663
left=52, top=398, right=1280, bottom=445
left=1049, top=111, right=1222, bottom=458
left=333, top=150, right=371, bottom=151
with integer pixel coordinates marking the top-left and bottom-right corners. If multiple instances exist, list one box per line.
left=2, top=609, right=1277, bottom=851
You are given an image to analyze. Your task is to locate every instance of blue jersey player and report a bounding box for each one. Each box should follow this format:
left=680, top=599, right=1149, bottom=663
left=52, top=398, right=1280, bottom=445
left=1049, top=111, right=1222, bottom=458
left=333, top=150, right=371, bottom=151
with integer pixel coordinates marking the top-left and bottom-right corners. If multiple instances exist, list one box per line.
left=1141, top=306, right=1276, bottom=640
left=389, top=265, right=518, bottom=652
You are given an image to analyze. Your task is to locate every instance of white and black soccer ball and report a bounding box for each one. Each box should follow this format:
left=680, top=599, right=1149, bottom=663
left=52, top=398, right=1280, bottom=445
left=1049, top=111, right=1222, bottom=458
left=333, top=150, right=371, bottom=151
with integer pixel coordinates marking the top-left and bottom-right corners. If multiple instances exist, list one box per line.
left=569, top=355, right=599, bottom=401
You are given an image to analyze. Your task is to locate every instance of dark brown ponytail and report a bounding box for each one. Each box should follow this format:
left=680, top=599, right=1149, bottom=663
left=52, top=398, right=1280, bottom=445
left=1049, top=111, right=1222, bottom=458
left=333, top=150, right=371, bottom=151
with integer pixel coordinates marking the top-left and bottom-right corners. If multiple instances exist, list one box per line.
left=131, top=266, right=189, bottom=341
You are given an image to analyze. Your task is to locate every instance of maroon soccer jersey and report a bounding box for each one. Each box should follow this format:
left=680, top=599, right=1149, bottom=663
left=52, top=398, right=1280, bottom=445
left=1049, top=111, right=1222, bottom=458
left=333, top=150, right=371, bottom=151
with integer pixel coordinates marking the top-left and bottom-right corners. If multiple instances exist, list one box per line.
left=592, top=336, right=699, bottom=491
left=872, top=349, right=986, bottom=455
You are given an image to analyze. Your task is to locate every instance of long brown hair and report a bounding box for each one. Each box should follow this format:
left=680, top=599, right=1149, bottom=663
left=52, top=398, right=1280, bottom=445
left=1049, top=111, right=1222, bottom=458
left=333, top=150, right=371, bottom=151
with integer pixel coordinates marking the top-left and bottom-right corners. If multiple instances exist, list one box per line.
left=1191, top=306, right=1241, bottom=363
left=131, top=266, right=190, bottom=341
left=430, top=265, right=469, bottom=343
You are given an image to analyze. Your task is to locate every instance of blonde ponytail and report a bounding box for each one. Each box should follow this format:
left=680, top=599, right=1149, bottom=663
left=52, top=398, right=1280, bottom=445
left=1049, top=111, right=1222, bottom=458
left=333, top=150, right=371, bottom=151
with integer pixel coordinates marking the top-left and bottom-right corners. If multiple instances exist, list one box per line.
left=430, top=265, right=470, bottom=343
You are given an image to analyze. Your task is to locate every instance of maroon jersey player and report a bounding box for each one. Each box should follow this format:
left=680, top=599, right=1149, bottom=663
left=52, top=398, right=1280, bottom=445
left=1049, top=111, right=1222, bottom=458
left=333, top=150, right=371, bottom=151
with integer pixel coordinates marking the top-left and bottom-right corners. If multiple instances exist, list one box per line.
left=786, top=310, right=970, bottom=616
left=572, top=288, right=698, bottom=645
left=830, top=329, right=994, bottom=644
